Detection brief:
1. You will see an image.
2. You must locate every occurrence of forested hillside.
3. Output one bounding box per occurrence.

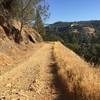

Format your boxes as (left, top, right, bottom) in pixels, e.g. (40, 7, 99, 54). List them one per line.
(43, 21, 100, 65)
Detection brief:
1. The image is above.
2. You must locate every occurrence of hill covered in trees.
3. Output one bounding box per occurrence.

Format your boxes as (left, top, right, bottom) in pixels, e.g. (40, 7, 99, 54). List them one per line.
(43, 21, 100, 65)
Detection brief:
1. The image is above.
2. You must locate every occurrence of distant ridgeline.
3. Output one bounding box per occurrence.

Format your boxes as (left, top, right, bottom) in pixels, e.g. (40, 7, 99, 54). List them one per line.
(43, 21, 100, 65)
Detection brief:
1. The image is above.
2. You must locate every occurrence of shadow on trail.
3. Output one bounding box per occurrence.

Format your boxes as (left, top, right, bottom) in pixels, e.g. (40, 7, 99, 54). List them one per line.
(49, 45, 74, 100)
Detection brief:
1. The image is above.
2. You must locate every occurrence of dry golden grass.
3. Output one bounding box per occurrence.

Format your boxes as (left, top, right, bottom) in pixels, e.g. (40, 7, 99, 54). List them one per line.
(54, 42, 100, 100)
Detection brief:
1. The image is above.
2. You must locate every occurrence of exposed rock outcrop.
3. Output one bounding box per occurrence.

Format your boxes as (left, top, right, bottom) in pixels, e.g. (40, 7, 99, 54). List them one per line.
(0, 16, 43, 44)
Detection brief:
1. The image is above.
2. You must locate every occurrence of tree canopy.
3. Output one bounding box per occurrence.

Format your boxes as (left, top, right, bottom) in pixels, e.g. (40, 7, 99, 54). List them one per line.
(0, 0, 49, 25)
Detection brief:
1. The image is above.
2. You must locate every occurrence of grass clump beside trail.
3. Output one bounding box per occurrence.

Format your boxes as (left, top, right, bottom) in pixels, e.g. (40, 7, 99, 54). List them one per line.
(53, 42, 100, 100)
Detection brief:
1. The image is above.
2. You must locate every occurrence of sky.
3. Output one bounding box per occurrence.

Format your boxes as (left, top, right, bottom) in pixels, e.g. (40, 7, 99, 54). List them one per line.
(46, 0, 100, 24)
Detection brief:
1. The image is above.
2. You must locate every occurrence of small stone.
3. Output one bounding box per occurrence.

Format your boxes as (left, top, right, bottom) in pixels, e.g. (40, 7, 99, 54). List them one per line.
(6, 83, 12, 88)
(28, 85, 34, 91)
(0, 96, 6, 100)
(12, 89, 18, 94)
(11, 98, 20, 100)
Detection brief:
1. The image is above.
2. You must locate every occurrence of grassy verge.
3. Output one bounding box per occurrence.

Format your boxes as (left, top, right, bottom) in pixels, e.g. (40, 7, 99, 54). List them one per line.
(53, 42, 100, 100)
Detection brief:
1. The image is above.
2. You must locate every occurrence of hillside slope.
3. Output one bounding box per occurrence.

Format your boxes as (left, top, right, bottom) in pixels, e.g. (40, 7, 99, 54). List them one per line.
(54, 42, 100, 100)
(0, 18, 43, 75)
(44, 21, 100, 64)
(0, 42, 99, 100)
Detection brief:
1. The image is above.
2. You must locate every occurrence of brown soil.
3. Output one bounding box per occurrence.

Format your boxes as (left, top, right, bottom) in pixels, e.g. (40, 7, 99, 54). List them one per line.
(0, 42, 99, 100)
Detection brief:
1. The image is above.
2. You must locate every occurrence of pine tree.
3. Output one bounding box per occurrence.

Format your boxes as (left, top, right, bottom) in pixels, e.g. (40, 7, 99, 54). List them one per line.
(34, 9, 45, 35)
(72, 34, 78, 44)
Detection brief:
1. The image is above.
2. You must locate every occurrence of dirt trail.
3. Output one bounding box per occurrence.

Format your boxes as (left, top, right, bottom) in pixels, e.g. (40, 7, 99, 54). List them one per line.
(0, 42, 66, 100)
